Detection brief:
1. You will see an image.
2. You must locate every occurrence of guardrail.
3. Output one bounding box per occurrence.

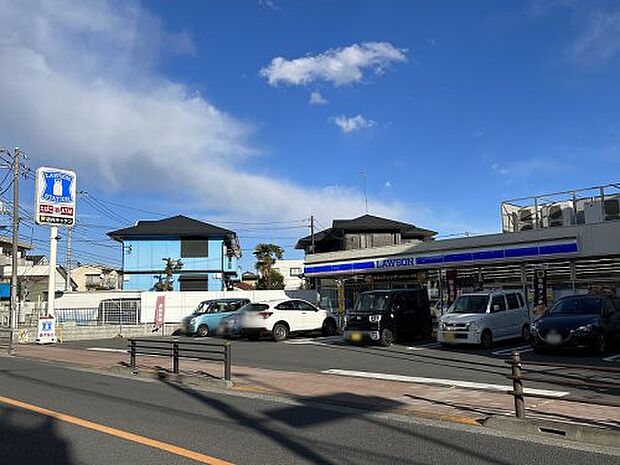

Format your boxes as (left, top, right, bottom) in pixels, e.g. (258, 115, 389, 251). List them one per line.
(506, 351, 620, 418)
(128, 338, 232, 381)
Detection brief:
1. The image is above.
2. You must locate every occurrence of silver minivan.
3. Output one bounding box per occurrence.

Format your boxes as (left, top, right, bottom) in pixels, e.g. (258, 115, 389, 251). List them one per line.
(438, 290, 530, 349)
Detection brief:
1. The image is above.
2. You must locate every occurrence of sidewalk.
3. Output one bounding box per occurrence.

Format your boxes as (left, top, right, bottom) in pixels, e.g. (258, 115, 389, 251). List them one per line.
(13, 344, 620, 430)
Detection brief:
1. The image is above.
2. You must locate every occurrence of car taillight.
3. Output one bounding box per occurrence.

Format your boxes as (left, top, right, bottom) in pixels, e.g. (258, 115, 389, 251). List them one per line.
(257, 311, 273, 319)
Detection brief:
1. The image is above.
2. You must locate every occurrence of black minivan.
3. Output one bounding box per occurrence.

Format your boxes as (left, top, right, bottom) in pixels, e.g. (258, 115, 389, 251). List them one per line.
(344, 288, 432, 347)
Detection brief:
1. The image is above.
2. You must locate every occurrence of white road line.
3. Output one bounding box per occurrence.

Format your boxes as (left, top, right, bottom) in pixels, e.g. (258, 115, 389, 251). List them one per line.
(491, 345, 533, 356)
(321, 369, 570, 398)
(603, 353, 620, 362)
(413, 342, 441, 349)
(284, 336, 342, 345)
(86, 347, 127, 353)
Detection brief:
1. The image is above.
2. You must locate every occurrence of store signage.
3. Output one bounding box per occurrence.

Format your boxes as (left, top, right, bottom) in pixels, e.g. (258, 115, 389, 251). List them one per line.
(34, 167, 77, 226)
(533, 268, 547, 307)
(36, 316, 57, 344)
(375, 256, 415, 269)
(153, 295, 165, 331)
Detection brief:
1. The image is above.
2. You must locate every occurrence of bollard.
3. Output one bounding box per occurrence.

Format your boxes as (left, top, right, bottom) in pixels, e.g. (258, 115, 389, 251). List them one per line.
(130, 339, 137, 373)
(172, 338, 179, 374)
(224, 343, 232, 381)
(511, 350, 525, 419)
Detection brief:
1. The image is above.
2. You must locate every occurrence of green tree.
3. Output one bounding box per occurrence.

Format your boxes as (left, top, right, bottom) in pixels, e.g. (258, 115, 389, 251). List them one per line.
(253, 243, 285, 290)
(152, 257, 183, 291)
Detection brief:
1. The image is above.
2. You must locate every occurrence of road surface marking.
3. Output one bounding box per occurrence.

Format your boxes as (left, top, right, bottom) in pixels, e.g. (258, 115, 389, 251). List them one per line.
(0, 395, 234, 465)
(491, 345, 533, 356)
(603, 353, 620, 362)
(284, 336, 342, 345)
(86, 347, 127, 353)
(408, 342, 441, 350)
(321, 369, 570, 398)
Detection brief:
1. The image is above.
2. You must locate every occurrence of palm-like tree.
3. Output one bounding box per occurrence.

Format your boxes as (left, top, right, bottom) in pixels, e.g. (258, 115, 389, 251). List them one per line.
(254, 243, 285, 290)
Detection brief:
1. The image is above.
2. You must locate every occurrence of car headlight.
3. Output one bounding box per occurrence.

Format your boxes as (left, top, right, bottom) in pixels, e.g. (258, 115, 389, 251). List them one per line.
(440, 322, 447, 330)
(189, 317, 196, 325)
(573, 324, 595, 335)
(369, 314, 382, 323)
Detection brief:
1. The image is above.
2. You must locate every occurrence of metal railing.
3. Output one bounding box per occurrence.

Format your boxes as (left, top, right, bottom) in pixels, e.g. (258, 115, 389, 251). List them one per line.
(0, 327, 12, 355)
(128, 338, 232, 381)
(506, 351, 620, 419)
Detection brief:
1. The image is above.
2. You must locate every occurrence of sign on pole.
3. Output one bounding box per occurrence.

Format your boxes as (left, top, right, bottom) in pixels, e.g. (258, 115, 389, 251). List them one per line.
(34, 167, 77, 226)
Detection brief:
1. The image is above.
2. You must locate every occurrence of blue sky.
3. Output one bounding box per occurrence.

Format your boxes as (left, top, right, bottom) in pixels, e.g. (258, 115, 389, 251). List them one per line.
(1, 0, 620, 273)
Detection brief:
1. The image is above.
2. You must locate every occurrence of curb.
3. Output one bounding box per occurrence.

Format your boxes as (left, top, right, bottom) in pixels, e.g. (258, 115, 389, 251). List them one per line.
(110, 365, 233, 389)
(482, 415, 620, 448)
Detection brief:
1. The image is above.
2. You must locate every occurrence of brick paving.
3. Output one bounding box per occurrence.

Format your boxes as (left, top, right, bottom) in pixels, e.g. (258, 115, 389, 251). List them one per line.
(13, 344, 620, 429)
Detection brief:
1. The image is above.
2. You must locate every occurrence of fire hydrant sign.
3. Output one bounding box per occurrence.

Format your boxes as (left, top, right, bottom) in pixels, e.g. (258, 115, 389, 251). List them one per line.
(34, 167, 77, 226)
(36, 316, 57, 344)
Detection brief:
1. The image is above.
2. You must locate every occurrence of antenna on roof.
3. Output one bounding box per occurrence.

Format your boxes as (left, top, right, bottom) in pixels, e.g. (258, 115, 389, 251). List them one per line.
(360, 171, 369, 214)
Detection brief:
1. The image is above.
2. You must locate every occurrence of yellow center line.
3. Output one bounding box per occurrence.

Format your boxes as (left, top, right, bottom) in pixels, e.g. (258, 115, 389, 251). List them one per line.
(0, 395, 235, 465)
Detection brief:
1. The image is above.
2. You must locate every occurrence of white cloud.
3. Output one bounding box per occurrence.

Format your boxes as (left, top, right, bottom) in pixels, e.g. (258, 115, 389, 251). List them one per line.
(309, 91, 328, 105)
(260, 42, 407, 86)
(491, 163, 508, 175)
(258, 0, 280, 11)
(384, 181, 392, 188)
(330, 114, 376, 133)
(0, 0, 403, 225)
(570, 8, 620, 65)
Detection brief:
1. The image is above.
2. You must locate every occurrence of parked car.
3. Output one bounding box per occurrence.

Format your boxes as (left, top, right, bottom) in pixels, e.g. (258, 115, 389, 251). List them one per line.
(216, 305, 251, 338)
(344, 288, 432, 347)
(531, 295, 620, 354)
(241, 299, 338, 342)
(438, 290, 530, 349)
(182, 298, 250, 337)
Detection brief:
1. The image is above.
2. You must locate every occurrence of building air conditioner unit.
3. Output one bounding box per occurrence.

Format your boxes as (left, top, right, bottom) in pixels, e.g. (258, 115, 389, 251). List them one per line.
(583, 198, 604, 224)
(516, 206, 540, 231)
(542, 201, 575, 228)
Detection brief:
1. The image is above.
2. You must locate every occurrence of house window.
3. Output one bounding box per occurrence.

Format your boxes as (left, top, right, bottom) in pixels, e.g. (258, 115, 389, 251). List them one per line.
(290, 268, 302, 277)
(181, 239, 209, 258)
(179, 275, 208, 291)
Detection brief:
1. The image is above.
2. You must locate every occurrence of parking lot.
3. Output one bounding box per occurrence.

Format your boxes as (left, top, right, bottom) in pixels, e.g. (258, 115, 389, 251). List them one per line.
(65, 332, 620, 407)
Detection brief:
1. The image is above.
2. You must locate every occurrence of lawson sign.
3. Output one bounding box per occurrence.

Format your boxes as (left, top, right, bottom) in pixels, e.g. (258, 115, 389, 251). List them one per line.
(35, 167, 77, 226)
(304, 241, 579, 276)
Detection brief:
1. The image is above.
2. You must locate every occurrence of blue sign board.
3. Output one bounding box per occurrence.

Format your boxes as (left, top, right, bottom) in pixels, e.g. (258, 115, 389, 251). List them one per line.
(35, 167, 77, 226)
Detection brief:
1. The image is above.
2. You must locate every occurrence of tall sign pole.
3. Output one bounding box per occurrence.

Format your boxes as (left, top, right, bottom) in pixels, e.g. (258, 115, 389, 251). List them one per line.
(34, 167, 76, 328)
(9, 148, 20, 353)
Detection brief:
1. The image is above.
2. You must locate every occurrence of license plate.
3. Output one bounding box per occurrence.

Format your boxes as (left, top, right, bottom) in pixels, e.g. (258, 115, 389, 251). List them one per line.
(546, 333, 563, 345)
(350, 332, 362, 342)
(444, 332, 455, 342)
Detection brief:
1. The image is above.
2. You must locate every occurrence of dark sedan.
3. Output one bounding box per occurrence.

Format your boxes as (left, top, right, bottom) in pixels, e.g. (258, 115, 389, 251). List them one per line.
(530, 295, 620, 354)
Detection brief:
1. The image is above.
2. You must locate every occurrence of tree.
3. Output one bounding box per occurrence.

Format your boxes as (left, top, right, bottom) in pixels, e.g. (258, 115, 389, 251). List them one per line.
(152, 257, 183, 291)
(253, 243, 285, 290)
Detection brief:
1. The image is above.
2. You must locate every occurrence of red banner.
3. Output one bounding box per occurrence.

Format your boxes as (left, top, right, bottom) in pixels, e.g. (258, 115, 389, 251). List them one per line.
(153, 295, 165, 331)
(446, 270, 458, 305)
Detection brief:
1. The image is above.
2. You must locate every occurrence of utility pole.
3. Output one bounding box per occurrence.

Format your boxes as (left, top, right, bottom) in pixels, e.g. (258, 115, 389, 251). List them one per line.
(65, 227, 72, 292)
(9, 148, 20, 353)
(310, 215, 315, 254)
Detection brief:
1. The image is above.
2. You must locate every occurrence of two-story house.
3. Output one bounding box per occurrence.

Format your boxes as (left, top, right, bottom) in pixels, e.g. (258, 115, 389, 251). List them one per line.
(108, 215, 241, 292)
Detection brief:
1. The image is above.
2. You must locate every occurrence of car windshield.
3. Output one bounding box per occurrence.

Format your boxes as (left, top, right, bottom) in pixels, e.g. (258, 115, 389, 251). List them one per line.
(449, 295, 489, 314)
(548, 296, 602, 315)
(194, 301, 215, 314)
(354, 293, 391, 313)
(244, 303, 270, 312)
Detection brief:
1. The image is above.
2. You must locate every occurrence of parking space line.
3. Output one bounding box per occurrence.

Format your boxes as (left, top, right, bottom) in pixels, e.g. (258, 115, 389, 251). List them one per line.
(321, 369, 570, 397)
(0, 395, 235, 465)
(602, 353, 620, 362)
(86, 347, 127, 353)
(491, 345, 533, 356)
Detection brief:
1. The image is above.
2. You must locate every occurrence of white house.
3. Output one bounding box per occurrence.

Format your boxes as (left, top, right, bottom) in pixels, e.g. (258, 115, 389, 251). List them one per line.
(272, 259, 305, 290)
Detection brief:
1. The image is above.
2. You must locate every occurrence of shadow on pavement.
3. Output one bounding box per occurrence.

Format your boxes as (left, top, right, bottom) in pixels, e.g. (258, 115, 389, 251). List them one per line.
(0, 406, 75, 465)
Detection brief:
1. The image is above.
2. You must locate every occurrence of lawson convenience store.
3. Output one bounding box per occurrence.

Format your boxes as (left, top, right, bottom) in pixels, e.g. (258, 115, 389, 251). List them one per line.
(304, 221, 620, 312)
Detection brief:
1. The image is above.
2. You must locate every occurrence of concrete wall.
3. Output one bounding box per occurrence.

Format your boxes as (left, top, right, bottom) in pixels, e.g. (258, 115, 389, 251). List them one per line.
(14, 323, 179, 344)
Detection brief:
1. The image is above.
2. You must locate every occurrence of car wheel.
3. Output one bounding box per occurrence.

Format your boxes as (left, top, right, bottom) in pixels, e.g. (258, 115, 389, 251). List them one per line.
(322, 318, 338, 336)
(247, 333, 261, 341)
(379, 328, 394, 347)
(272, 323, 289, 342)
(596, 334, 607, 355)
(480, 330, 493, 350)
(521, 324, 530, 342)
(197, 324, 209, 337)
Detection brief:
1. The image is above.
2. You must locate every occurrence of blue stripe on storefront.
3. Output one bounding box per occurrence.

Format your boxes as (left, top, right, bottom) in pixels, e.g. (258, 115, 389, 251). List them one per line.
(303, 242, 578, 275)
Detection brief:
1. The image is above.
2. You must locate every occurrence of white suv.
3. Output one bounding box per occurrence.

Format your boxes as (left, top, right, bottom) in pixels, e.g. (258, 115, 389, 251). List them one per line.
(438, 290, 530, 349)
(241, 299, 338, 342)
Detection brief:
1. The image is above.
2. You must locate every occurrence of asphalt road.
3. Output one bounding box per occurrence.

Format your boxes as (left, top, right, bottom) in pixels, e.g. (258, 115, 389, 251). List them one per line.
(64, 333, 620, 405)
(0, 356, 617, 465)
